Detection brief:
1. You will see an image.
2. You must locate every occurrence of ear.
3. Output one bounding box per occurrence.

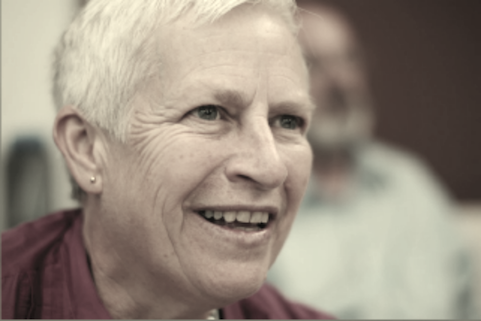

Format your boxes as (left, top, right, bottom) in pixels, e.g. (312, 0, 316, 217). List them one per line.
(53, 106, 103, 195)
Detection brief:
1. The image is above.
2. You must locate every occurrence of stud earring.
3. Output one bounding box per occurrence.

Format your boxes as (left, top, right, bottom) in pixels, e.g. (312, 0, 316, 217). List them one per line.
(90, 176, 96, 183)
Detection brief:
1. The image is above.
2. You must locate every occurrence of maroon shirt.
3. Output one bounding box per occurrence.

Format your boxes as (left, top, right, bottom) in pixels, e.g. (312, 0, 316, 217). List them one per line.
(2, 209, 333, 319)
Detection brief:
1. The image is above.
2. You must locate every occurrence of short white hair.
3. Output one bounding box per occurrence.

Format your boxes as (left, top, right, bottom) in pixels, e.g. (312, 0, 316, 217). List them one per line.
(52, 0, 299, 142)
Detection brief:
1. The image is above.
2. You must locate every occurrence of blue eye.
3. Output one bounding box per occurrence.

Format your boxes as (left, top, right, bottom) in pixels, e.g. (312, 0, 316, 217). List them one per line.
(195, 105, 219, 120)
(279, 115, 301, 130)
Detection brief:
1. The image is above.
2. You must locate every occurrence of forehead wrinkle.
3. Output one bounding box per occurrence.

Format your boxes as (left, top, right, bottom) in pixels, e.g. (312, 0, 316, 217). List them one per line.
(268, 72, 305, 88)
(162, 59, 254, 95)
(178, 20, 293, 54)
(176, 50, 272, 79)
(158, 77, 251, 113)
(266, 73, 314, 113)
(171, 25, 296, 65)
(184, 48, 266, 62)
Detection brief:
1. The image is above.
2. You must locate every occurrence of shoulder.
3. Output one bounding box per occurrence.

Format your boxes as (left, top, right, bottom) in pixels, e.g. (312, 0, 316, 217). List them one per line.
(362, 141, 452, 198)
(2, 209, 82, 276)
(361, 141, 429, 173)
(223, 283, 335, 319)
(364, 141, 438, 179)
(2, 209, 83, 319)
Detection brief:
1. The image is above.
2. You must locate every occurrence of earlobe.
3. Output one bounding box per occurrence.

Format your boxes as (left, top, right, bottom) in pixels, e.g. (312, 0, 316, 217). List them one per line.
(53, 106, 103, 195)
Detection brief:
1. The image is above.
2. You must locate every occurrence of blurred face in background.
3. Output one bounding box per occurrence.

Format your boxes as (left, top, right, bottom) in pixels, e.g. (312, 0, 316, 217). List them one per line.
(299, 5, 374, 155)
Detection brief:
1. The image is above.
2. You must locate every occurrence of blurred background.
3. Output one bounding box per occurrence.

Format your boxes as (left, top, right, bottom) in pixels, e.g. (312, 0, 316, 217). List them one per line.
(324, 0, 481, 202)
(1, 0, 481, 317)
(1, 0, 82, 232)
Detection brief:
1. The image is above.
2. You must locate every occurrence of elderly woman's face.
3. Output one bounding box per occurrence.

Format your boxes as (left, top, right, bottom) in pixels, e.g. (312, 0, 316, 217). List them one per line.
(98, 6, 312, 305)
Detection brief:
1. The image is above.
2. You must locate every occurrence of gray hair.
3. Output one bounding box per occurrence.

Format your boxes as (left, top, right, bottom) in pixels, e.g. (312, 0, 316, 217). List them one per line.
(52, 0, 299, 142)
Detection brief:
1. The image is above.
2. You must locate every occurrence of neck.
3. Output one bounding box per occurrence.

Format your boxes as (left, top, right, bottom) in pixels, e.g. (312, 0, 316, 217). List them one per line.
(92, 269, 214, 319)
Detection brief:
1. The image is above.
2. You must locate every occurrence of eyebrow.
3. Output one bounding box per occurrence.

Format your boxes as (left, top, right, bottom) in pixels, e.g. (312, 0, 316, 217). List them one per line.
(274, 99, 316, 115)
(213, 89, 252, 109)
(213, 88, 315, 113)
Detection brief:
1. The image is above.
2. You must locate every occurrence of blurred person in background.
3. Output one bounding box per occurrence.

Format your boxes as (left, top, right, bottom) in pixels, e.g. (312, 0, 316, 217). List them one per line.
(268, 0, 478, 319)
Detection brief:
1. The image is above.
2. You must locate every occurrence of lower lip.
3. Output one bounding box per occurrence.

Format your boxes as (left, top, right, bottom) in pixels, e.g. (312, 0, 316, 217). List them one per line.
(188, 211, 273, 248)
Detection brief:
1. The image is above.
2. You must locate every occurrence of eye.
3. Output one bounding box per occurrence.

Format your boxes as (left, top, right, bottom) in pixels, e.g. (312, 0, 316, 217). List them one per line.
(193, 105, 220, 121)
(278, 115, 303, 130)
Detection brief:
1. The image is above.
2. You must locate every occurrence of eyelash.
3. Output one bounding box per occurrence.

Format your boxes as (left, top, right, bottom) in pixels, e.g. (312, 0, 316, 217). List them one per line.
(191, 105, 223, 121)
(273, 115, 304, 131)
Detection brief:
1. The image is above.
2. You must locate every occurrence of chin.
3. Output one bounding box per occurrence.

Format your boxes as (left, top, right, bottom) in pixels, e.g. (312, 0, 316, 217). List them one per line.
(198, 263, 268, 306)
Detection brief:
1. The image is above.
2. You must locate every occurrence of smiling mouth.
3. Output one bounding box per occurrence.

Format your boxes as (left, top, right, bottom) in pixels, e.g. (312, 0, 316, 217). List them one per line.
(197, 210, 270, 231)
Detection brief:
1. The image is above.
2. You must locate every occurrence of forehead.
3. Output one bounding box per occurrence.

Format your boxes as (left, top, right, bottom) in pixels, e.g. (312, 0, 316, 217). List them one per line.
(153, 5, 309, 93)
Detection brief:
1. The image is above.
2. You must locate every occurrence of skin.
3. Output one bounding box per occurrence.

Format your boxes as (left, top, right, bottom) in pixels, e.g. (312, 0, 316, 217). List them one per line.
(55, 4, 313, 319)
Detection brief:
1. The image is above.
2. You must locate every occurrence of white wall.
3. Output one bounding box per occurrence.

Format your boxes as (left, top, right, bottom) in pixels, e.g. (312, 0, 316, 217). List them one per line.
(1, 0, 82, 231)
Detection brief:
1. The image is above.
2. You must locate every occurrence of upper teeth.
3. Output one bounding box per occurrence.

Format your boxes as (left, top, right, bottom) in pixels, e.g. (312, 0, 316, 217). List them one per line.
(202, 210, 270, 224)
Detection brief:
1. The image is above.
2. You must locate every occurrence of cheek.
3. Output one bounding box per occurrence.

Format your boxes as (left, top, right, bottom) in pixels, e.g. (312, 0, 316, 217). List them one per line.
(101, 135, 230, 255)
(133, 134, 229, 212)
(284, 142, 313, 203)
(283, 143, 312, 219)
(271, 143, 312, 256)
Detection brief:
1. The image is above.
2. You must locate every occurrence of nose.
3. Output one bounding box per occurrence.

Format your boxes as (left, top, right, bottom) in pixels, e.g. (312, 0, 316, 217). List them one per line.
(225, 120, 288, 190)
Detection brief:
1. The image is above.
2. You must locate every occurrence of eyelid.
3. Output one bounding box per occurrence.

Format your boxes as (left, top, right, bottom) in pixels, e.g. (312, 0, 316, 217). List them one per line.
(270, 114, 305, 131)
(190, 104, 223, 119)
